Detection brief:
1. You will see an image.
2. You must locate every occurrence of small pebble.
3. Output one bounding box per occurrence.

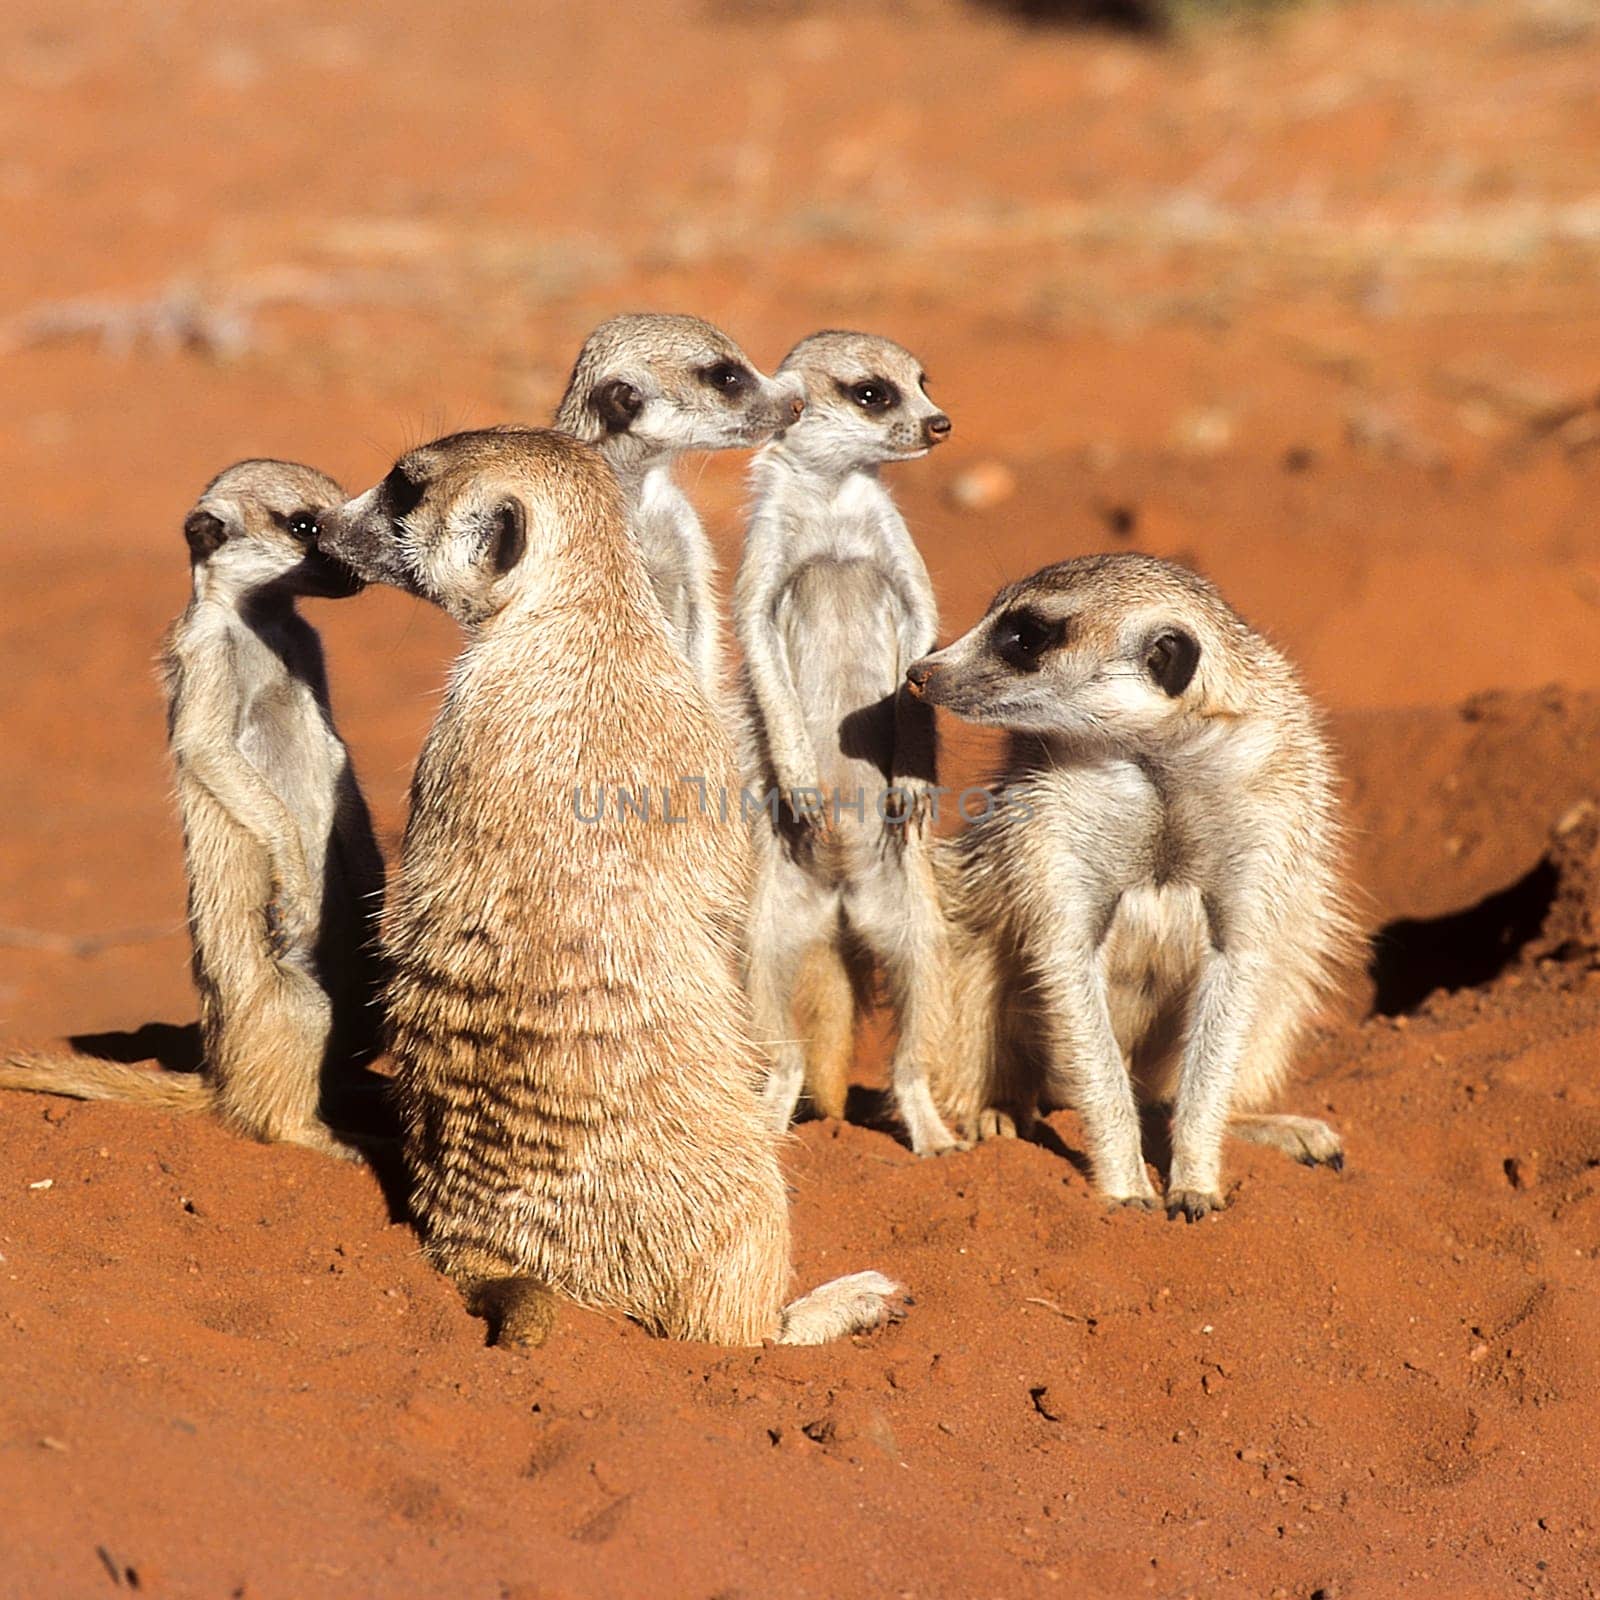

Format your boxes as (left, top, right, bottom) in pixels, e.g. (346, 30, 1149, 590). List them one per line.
(946, 460, 1016, 512)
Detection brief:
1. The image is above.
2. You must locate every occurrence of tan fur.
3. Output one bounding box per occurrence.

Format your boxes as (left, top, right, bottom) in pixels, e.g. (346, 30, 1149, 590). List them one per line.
(319, 427, 903, 1344)
(910, 554, 1361, 1217)
(1, 461, 384, 1158)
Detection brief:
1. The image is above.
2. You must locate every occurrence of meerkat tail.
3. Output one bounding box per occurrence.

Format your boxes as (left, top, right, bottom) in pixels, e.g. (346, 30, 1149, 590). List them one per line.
(794, 943, 855, 1121)
(776, 1270, 904, 1346)
(1228, 1111, 1344, 1169)
(0, 1052, 214, 1113)
(460, 1275, 559, 1352)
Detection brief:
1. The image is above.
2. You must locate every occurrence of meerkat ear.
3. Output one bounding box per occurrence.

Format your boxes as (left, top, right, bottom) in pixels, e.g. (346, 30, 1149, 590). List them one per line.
(183, 509, 228, 561)
(593, 379, 644, 434)
(1146, 628, 1200, 697)
(488, 498, 526, 575)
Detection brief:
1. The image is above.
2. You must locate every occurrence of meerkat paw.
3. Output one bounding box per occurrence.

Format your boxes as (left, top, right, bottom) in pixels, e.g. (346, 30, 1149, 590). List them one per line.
(1165, 1188, 1226, 1223)
(897, 1082, 969, 1157)
(279, 1122, 366, 1163)
(778, 1271, 908, 1345)
(1101, 1167, 1161, 1211)
(1228, 1112, 1344, 1170)
(973, 1108, 1019, 1141)
(911, 1125, 971, 1158)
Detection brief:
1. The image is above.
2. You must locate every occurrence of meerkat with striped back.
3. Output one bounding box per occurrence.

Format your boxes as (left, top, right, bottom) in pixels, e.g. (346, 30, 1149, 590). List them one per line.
(318, 426, 903, 1346)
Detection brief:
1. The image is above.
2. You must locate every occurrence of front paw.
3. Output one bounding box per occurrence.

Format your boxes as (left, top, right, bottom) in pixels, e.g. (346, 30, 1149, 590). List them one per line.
(1166, 1188, 1226, 1223)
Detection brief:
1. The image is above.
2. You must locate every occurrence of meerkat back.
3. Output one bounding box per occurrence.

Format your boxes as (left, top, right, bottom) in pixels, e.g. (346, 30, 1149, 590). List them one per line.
(321, 427, 903, 1346)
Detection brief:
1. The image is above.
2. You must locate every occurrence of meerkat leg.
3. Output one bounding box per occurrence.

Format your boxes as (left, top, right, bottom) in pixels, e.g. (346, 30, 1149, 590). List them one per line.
(213, 960, 358, 1160)
(792, 941, 856, 1121)
(1038, 940, 1157, 1207)
(747, 849, 835, 1133)
(849, 843, 965, 1157)
(1166, 951, 1270, 1220)
(1228, 1112, 1344, 1169)
(777, 1271, 906, 1345)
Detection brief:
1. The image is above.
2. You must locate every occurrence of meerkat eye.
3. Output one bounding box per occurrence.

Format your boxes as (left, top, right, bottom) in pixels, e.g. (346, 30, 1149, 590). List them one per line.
(287, 511, 320, 542)
(847, 378, 899, 412)
(700, 361, 752, 396)
(1146, 628, 1201, 697)
(993, 607, 1067, 672)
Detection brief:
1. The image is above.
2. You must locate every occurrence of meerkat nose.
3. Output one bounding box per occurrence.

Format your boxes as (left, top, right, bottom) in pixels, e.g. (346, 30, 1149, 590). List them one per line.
(905, 661, 934, 697)
(787, 394, 806, 422)
(924, 414, 952, 444)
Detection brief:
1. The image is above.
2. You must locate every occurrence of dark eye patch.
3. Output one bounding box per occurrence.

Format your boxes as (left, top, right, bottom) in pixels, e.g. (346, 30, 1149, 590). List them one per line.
(699, 361, 753, 397)
(382, 465, 425, 520)
(992, 607, 1067, 672)
(839, 376, 901, 413)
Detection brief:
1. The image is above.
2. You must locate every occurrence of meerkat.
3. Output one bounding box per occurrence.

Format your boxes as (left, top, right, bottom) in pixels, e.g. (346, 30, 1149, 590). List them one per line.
(317, 426, 902, 1346)
(734, 329, 963, 1157)
(0, 461, 385, 1158)
(553, 312, 805, 705)
(906, 553, 1358, 1219)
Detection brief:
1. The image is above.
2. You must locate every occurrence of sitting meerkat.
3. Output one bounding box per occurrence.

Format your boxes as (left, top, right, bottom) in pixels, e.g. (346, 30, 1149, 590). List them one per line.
(906, 553, 1359, 1220)
(734, 330, 963, 1157)
(1, 461, 385, 1158)
(553, 312, 805, 705)
(317, 426, 902, 1346)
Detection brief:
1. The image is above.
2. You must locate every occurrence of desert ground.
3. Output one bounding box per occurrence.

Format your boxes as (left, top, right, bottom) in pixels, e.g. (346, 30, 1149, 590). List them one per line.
(2, 0, 1599, 1594)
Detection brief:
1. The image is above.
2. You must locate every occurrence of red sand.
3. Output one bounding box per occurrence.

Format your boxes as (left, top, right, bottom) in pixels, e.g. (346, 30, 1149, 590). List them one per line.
(2, 1, 1598, 1594)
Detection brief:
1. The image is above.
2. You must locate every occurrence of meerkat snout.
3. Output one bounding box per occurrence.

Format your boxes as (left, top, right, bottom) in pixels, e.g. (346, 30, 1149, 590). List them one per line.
(923, 413, 952, 446)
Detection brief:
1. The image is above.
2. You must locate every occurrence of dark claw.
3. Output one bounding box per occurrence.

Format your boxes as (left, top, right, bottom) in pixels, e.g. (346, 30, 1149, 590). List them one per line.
(1166, 1191, 1220, 1223)
(1328, 1151, 1345, 1173)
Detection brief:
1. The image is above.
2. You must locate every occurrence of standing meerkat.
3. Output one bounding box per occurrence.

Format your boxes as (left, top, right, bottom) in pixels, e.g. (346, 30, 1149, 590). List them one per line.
(907, 554, 1358, 1219)
(318, 427, 902, 1346)
(1, 461, 385, 1158)
(735, 330, 963, 1157)
(553, 312, 805, 705)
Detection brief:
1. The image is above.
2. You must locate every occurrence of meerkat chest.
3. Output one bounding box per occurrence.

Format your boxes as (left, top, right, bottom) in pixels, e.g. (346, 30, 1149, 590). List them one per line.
(1021, 758, 1211, 994)
(808, 476, 897, 560)
(1020, 757, 1205, 932)
(236, 664, 343, 865)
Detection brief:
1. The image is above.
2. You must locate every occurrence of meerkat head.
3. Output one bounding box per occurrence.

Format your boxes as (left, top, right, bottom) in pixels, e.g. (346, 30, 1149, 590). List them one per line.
(184, 460, 360, 604)
(906, 554, 1259, 745)
(553, 312, 805, 464)
(318, 427, 625, 627)
(773, 330, 950, 474)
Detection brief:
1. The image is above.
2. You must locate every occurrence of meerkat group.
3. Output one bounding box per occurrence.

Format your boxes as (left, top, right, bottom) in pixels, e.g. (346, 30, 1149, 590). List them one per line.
(0, 311, 1359, 1346)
